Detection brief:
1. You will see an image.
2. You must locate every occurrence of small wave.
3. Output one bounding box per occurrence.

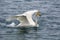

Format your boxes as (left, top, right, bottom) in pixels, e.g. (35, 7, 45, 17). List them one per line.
(0, 22, 17, 28)
(6, 22, 17, 27)
(0, 23, 6, 26)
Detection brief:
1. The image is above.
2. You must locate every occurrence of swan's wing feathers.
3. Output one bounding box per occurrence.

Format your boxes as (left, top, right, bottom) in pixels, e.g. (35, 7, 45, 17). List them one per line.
(18, 16, 29, 23)
(11, 15, 29, 24)
(11, 16, 21, 18)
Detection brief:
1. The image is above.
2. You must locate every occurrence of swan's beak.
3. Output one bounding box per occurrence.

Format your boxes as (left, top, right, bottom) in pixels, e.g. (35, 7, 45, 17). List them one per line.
(36, 11, 41, 16)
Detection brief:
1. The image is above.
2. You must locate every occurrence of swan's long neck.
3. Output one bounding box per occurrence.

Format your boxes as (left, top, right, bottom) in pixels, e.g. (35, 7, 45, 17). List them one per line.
(27, 15, 36, 26)
(23, 10, 39, 26)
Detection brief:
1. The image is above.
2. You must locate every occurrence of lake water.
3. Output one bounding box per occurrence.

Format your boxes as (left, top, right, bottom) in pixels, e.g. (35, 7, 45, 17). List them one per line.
(0, 0, 60, 40)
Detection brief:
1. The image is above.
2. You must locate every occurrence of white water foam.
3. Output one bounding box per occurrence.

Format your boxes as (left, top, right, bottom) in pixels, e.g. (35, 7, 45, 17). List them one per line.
(6, 22, 16, 27)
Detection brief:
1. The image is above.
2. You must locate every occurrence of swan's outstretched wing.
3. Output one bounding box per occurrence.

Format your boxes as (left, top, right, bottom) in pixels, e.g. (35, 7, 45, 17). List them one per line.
(11, 15, 29, 24)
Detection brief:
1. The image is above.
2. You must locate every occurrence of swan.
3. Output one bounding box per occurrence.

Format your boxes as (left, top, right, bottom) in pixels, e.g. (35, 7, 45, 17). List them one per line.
(6, 10, 41, 27)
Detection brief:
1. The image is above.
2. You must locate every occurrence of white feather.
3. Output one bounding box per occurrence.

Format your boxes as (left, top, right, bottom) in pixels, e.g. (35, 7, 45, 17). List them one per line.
(7, 10, 40, 27)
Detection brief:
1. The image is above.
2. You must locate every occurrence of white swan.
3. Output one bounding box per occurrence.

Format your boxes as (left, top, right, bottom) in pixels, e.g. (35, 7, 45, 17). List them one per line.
(7, 10, 41, 27)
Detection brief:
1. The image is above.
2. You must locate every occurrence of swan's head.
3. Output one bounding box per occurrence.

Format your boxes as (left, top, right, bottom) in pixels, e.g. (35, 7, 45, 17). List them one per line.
(33, 10, 41, 17)
(35, 11, 41, 16)
(33, 10, 41, 27)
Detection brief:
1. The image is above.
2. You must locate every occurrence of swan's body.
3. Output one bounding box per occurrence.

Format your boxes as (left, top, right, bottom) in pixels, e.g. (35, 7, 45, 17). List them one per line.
(7, 10, 41, 27)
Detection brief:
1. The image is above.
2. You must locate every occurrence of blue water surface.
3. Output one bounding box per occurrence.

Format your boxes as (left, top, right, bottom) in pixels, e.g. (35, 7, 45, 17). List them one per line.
(0, 0, 60, 40)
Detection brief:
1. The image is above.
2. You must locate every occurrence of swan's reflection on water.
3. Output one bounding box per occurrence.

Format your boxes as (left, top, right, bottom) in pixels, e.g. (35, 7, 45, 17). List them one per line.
(16, 27, 39, 40)
(0, 27, 40, 40)
(18, 27, 38, 33)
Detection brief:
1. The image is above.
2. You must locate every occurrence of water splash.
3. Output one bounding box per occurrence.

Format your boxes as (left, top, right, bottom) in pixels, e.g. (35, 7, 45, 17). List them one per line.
(6, 22, 16, 27)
